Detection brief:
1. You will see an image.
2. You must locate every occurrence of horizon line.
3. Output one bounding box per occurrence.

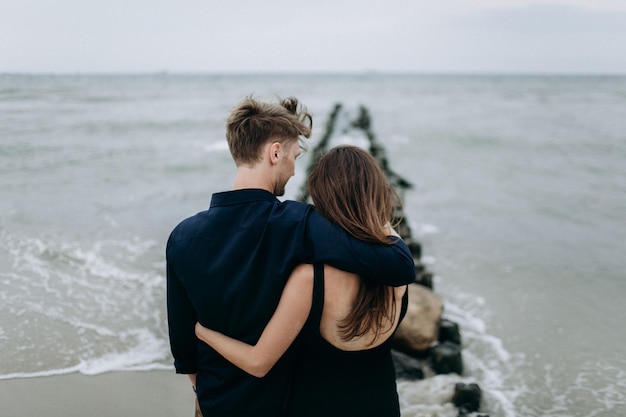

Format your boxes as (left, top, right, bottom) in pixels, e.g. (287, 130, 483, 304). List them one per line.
(2, 69, 626, 77)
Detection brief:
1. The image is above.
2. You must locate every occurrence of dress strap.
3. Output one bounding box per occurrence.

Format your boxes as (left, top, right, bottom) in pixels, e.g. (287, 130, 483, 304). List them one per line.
(392, 285, 410, 334)
(310, 263, 325, 327)
(399, 286, 409, 322)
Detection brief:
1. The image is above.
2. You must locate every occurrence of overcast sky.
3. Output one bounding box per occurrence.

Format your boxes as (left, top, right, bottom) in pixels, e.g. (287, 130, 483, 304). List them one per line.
(2, 0, 626, 74)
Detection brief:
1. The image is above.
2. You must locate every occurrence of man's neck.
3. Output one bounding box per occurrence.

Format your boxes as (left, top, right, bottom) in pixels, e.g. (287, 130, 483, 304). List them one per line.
(232, 166, 273, 193)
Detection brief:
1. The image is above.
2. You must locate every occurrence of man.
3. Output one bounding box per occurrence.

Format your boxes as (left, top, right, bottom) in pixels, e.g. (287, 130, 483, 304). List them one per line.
(167, 97, 415, 416)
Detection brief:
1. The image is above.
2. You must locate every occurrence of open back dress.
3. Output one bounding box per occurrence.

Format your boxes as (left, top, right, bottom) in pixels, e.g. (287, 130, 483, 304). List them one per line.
(286, 263, 409, 417)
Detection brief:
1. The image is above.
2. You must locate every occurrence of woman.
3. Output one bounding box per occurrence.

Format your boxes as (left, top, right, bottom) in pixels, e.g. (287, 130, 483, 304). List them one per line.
(195, 145, 409, 417)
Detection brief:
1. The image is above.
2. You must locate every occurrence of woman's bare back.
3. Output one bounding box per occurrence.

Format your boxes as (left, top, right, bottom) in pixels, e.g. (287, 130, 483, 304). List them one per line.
(319, 264, 407, 351)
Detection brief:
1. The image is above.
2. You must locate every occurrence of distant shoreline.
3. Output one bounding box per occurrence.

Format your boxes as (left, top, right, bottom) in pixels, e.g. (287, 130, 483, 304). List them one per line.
(2, 71, 625, 78)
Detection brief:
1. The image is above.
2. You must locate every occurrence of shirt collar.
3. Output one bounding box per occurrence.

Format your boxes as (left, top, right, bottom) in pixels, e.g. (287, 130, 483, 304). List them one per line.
(210, 188, 278, 208)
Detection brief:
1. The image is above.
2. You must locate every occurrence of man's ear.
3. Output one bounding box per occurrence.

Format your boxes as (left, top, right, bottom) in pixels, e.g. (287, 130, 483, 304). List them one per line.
(268, 141, 281, 165)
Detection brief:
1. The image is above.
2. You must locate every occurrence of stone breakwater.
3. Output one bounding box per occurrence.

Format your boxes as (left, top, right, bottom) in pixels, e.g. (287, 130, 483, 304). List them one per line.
(297, 104, 488, 417)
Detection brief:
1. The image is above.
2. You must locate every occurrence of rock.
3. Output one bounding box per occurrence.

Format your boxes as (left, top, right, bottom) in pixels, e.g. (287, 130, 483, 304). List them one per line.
(439, 318, 462, 345)
(452, 382, 482, 413)
(415, 270, 433, 289)
(431, 341, 464, 375)
(391, 350, 426, 380)
(407, 240, 422, 259)
(393, 284, 443, 355)
(395, 217, 413, 241)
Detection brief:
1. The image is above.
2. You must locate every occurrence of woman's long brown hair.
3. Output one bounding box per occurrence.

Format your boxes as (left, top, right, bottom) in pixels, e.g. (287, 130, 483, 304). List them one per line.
(308, 145, 401, 344)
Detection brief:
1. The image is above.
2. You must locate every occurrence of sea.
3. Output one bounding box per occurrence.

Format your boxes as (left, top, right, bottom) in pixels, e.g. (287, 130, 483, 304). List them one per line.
(1, 73, 625, 417)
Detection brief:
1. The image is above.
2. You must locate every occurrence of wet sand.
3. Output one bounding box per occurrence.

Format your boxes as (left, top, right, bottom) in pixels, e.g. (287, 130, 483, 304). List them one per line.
(0, 371, 196, 417)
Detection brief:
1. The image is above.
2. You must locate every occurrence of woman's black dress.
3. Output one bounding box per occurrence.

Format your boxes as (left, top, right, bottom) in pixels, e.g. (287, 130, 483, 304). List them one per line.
(286, 263, 409, 417)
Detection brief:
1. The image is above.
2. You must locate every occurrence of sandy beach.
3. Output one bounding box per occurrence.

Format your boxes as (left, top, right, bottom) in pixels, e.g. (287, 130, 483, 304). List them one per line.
(0, 371, 196, 417)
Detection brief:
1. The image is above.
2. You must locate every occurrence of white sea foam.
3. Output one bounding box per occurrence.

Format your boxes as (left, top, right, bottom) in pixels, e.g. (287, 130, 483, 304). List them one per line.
(328, 133, 370, 150)
(516, 358, 626, 416)
(0, 228, 170, 380)
(0, 365, 83, 381)
(104, 214, 120, 229)
(420, 255, 437, 265)
(203, 141, 229, 152)
(414, 223, 440, 236)
(398, 374, 462, 417)
(77, 328, 171, 376)
(435, 283, 523, 417)
(0, 322, 173, 380)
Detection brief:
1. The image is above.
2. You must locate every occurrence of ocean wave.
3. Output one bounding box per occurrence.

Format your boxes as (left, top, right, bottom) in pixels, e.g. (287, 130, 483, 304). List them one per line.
(514, 358, 626, 416)
(436, 284, 523, 417)
(0, 229, 170, 379)
(398, 374, 464, 417)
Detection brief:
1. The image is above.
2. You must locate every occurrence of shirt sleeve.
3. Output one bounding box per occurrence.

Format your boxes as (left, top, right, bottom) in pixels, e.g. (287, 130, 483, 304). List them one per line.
(166, 236, 199, 375)
(303, 209, 416, 286)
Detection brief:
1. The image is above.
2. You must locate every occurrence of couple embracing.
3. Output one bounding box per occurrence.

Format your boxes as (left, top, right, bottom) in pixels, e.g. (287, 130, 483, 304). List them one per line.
(166, 97, 415, 417)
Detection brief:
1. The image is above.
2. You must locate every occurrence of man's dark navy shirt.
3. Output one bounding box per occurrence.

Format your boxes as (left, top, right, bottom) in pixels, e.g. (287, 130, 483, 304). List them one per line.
(166, 189, 415, 417)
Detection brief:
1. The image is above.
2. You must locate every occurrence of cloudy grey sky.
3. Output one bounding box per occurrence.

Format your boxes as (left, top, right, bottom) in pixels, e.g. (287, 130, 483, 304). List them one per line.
(2, 0, 626, 74)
